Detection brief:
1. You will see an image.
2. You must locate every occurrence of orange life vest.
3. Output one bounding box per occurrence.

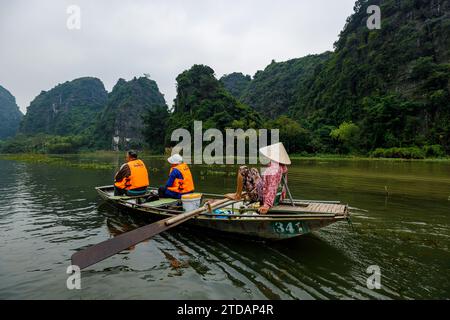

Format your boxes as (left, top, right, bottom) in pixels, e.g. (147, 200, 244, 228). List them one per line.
(167, 163, 194, 194)
(114, 159, 149, 190)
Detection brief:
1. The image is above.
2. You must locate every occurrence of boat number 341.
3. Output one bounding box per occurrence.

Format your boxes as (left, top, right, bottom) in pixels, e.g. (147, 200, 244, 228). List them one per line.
(272, 221, 306, 235)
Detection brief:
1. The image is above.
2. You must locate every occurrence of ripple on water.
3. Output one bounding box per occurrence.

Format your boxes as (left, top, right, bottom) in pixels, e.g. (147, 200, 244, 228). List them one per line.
(1, 158, 449, 299)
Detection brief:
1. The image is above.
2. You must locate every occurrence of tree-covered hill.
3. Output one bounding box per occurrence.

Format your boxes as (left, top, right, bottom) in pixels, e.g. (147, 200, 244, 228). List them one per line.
(0, 85, 23, 139)
(220, 72, 252, 99)
(291, 0, 450, 153)
(19, 77, 107, 136)
(94, 76, 168, 150)
(235, 54, 332, 119)
(166, 65, 262, 142)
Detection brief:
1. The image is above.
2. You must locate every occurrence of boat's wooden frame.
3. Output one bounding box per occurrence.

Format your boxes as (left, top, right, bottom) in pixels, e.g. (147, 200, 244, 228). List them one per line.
(96, 185, 350, 240)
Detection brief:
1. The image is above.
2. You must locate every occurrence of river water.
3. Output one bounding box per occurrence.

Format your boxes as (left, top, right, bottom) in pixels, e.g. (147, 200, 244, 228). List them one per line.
(0, 155, 449, 299)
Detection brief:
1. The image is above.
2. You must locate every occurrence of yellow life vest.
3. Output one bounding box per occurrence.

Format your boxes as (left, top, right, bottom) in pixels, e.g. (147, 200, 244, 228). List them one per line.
(115, 159, 149, 190)
(167, 163, 194, 194)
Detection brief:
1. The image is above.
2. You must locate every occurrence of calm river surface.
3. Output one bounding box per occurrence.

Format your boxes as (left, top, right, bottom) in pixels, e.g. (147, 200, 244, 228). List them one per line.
(0, 155, 449, 299)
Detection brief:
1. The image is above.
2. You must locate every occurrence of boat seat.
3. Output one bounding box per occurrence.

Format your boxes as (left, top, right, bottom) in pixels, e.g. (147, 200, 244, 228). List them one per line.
(109, 192, 153, 201)
(141, 198, 179, 208)
(126, 189, 148, 196)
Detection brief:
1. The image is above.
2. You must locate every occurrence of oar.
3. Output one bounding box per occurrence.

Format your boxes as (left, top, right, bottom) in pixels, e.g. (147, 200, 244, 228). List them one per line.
(71, 197, 233, 270)
(281, 175, 295, 206)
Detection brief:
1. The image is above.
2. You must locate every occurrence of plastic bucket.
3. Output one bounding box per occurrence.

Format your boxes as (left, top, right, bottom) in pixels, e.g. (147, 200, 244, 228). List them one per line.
(181, 193, 202, 212)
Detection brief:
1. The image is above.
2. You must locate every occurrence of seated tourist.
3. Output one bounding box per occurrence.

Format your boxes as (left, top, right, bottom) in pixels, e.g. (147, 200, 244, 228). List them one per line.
(158, 154, 195, 199)
(114, 150, 149, 196)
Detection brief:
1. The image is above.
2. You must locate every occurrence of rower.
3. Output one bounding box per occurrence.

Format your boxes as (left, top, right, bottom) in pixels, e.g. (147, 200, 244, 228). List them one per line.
(159, 154, 195, 199)
(225, 142, 291, 214)
(114, 150, 150, 196)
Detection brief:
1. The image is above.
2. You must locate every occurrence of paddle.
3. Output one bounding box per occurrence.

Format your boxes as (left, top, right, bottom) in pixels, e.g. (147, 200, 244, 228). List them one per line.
(71, 197, 233, 270)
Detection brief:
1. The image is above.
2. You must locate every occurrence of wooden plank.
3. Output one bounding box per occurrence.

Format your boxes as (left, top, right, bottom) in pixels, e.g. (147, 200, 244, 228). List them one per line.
(317, 203, 326, 213)
(332, 204, 340, 214)
(261, 203, 348, 216)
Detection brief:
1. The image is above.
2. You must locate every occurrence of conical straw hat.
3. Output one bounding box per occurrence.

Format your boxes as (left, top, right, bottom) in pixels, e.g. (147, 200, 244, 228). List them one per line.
(259, 142, 291, 165)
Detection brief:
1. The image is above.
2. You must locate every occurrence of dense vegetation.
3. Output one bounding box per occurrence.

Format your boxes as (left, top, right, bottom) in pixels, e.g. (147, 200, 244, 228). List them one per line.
(0, 134, 88, 154)
(1, 0, 449, 159)
(142, 105, 170, 153)
(218, 0, 450, 156)
(289, 0, 450, 154)
(0, 85, 23, 139)
(166, 65, 262, 143)
(219, 72, 252, 99)
(238, 54, 332, 119)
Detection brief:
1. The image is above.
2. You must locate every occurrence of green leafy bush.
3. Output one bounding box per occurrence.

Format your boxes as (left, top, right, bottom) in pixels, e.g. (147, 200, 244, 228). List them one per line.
(422, 145, 446, 158)
(371, 147, 426, 159)
(330, 121, 361, 153)
(0, 134, 88, 154)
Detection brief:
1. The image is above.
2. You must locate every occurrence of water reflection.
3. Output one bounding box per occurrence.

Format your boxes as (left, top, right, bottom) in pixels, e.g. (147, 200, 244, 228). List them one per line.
(99, 203, 387, 299)
(0, 157, 449, 299)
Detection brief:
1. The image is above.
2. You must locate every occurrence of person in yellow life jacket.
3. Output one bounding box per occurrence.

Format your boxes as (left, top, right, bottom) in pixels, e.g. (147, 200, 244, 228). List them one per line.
(158, 154, 195, 199)
(114, 150, 149, 196)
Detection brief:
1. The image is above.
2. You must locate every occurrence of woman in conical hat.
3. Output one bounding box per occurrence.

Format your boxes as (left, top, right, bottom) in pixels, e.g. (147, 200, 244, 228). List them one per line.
(225, 142, 291, 214)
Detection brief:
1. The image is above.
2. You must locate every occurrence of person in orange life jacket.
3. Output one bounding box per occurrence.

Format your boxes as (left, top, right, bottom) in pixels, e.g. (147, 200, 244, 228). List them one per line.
(158, 154, 195, 199)
(114, 150, 150, 196)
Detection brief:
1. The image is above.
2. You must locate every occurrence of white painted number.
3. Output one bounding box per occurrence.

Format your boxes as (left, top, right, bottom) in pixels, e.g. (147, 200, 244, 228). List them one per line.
(285, 222, 295, 234)
(274, 222, 284, 233)
(273, 222, 303, 234)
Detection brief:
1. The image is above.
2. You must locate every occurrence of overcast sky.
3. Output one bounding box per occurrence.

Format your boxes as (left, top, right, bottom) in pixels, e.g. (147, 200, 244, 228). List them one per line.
(0, 0, 356, 113)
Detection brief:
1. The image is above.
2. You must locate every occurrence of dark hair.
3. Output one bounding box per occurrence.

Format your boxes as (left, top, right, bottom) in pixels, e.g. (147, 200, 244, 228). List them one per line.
(127, 150, 138, 159)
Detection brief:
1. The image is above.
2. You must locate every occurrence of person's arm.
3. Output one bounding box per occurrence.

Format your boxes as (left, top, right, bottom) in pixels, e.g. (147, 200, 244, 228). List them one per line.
(115, 163, 130, 182)
(165, 168, 182, 188)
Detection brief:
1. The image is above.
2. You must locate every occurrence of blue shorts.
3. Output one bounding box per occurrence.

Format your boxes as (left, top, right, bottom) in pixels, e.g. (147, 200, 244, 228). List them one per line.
(163, 188, 193, 199)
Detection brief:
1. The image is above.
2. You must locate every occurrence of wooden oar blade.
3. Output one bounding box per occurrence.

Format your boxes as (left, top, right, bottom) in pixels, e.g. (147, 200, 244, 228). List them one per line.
(71, 197, 233, 270)
(71, 219, 167, 270)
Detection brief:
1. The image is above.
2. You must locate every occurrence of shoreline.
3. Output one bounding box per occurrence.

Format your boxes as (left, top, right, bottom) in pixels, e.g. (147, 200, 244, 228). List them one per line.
(1, 151, 449, 164)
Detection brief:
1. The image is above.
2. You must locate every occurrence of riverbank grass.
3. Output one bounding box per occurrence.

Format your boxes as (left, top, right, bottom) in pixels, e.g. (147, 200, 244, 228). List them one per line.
(0, 153, 116, 170)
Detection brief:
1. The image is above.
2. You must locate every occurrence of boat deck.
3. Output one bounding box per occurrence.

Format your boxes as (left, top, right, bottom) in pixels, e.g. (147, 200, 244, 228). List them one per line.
(274, 203, 347, 215)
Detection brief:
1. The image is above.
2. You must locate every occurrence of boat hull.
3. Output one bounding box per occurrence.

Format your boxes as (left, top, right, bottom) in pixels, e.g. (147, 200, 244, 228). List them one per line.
(96, 186, 349, 240)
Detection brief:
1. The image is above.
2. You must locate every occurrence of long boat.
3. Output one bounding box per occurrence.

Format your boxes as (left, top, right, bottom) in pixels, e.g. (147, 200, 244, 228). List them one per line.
(96, 185, 351, 240)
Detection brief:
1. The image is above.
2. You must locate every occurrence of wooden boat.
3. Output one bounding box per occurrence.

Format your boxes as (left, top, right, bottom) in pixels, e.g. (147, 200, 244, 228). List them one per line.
(96, 185, 351, 240)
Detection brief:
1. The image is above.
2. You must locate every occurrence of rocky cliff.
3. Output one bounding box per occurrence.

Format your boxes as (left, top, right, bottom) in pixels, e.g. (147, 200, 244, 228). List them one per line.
(0, 85, 23, 139)
(94, 77, 167, 150)
(20, 77, 108, 136)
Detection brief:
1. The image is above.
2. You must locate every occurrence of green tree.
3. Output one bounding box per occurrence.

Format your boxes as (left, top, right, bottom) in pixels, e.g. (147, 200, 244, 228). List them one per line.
(330, 121, 361, 153)
(167, 65, 262, 145)
(143, 105, 170, 153)
(266, 116, 310, 153)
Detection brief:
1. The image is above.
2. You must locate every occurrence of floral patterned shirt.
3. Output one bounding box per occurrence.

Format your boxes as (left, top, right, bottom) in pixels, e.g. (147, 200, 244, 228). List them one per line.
(239, 161, 288, 208)
(261, 161, 288, 207)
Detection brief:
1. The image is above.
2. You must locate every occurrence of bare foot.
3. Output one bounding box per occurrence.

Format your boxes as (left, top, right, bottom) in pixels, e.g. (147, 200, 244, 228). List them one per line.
(258, 206, 270, 214)
(225, 193, 241, 200)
